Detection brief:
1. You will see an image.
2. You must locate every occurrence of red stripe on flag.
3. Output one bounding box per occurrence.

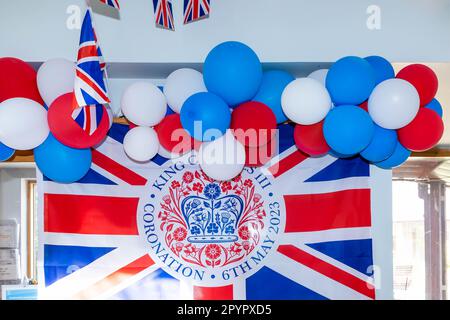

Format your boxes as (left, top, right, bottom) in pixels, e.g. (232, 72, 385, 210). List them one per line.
(76, 69, 110, 102)
(74, 254, 154, 299)
(44, 193, 139, 235)
(91, 149, 147, 186)
(85, 107, 91, 134)
(193, 285, 234, 300)
(77, 45, 99, 60)
(278, 245, 375, 299)
(284, 189, 371, 232)
(268, 150, 308, 178)
(162, 0, 168, 27)
(193, 0, 199, 20)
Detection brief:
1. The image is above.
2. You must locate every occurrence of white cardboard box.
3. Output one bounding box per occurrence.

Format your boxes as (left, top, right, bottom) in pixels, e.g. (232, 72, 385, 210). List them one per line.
(0, 249, 21, 281)
(0, 220, 19, 249)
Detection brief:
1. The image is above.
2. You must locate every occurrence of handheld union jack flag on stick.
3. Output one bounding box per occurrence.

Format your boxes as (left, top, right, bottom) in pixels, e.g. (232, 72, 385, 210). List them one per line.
(71, 104, 105, 136)
(153, 0, 175, 31)
(183, 0, 210, 24)
(98, 0, 120, 10)
(73, 10, 110, 110)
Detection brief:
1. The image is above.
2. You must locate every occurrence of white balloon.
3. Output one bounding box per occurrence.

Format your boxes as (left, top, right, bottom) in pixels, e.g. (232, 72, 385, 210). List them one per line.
(198, 131, 246, 181)
(281, 78, 332, 125)
(123, 126, 159, 162)
(0, 98, 49, 150)
(164, 68, 207, 113)
(308, 69, 329, 86)
(37, 58, 75, 106)
(368, 79, 420, 129)
(121, 82, 167, 127)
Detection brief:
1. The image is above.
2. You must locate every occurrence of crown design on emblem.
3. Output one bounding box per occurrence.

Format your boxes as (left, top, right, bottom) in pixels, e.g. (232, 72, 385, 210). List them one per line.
(181, 183, 244, 243)
(158, 170, 267, 269)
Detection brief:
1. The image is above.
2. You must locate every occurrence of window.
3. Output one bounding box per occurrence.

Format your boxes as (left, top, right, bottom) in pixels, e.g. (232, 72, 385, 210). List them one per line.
(393, 179, 448, 300)
(24, 179, 38, 284)
(392, 181, 426, 299)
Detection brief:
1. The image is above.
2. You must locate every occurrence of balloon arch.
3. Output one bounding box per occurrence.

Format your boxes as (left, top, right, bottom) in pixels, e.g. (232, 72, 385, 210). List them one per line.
(0, 41, 444, 182)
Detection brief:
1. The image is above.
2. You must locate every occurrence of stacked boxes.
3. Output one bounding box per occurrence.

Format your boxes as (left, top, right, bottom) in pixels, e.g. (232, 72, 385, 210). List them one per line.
(0, 220, 21, 298)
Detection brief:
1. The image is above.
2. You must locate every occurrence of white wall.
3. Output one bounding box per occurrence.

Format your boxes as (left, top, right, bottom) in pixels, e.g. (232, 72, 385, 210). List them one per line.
(1, 0, 449, 63)
(370, 166, 394, 299)
(0, 168, 36, 221)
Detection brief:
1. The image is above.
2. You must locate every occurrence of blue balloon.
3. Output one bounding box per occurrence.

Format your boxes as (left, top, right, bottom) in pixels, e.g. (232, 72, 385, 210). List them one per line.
(425, 98, 443, 118)
(253, 70, 294, 123)
(364, 56, 395, 85)
(0, 142, 14, 162)
(203, 41, 262, 106)
(375, 141, 411, 169)
(34, 133, 92, 183)
(180, 92, 231, 142)
(328, 149, 356, 159)
(360, 125, 397, 162)
(326, 56, 376, 105)
(323, 105, 375, 155)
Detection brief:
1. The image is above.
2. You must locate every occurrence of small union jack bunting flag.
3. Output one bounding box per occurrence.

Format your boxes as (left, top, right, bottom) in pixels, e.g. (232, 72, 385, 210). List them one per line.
(153, 0, 175, 31)
(98, 0, 120, 10)
(73, 10, 110, 110)
(183, 0, 210, 24)
(71, 104, 105, 136)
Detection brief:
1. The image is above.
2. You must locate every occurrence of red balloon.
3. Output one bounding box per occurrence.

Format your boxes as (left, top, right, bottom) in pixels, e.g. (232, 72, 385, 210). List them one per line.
(48, 93, 110, 149)
(396, 64, 438, 107)
(231, 101, 277, 148)
(294, 121, 330, 156)
(0, 57, 43, 104)
(245, 136, 277, 167)
(359, 101, 368, 112)
(154, 114, 199, 155)
(398, 108, 443, 152)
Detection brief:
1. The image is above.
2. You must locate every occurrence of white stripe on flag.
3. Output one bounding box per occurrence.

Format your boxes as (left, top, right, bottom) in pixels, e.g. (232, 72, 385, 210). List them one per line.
(279, 227, 372, 245)
(43, 233, 143, 249)
(41, 179, 145, 198)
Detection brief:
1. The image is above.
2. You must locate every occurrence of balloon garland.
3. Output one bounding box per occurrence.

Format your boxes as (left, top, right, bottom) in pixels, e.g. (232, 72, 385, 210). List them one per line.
(0, 42, 445, 183)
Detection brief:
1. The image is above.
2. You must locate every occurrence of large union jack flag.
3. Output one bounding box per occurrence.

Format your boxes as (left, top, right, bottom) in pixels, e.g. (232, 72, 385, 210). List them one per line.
(73, 10, 110, 110)
(37, 124, 379, 300)
(153, 0, 175, 31)
(183, 0, 210, 24)
(98, 0, 120, 10)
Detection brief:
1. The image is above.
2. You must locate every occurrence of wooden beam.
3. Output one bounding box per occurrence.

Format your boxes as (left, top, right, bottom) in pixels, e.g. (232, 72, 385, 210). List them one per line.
(6, 150, 35, 163)
(411, 148, 450, 158)
(113, 117, 129, 125)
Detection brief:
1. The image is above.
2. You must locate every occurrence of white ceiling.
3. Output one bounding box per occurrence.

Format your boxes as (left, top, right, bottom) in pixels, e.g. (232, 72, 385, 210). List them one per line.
(393, 63, 450, 147)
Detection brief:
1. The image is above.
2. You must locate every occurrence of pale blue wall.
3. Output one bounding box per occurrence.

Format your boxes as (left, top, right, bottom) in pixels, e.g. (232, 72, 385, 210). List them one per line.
(0, 0, 414, 299)
(1, 0, 449, 63)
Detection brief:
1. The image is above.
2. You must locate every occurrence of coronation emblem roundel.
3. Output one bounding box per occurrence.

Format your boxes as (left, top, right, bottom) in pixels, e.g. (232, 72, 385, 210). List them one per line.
(137, 155, 286, 287)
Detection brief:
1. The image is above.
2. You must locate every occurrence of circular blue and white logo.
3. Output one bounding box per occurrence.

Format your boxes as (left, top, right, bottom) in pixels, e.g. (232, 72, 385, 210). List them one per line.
(137, 157, 285, 287)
